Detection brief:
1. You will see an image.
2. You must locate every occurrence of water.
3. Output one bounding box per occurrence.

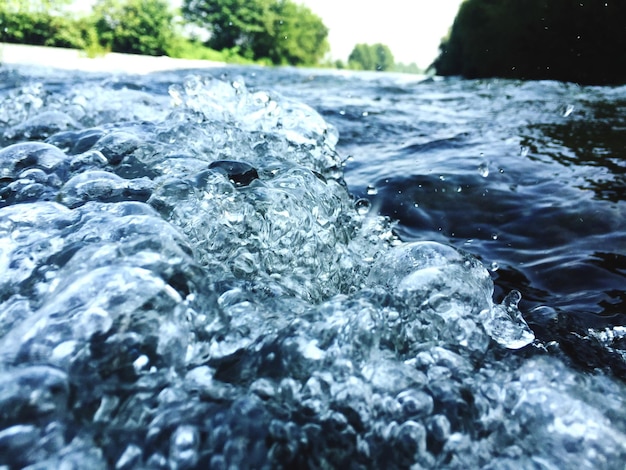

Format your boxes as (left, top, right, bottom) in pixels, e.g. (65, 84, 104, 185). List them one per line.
(0, 64, 624, 469)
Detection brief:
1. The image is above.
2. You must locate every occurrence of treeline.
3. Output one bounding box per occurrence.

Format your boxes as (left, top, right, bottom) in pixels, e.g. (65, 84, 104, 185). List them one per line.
(181, 0, 329, 65)
(433, 0, 626, 85)
(333, 43, 420, 74)
(0, 0, 231, 61)
(0, 0, 102, 54)
(0, 0, 422, 72)
(0, 0, 328, 65)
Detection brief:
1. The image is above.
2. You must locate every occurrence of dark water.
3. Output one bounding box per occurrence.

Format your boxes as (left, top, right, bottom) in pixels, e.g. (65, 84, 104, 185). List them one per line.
(0, 64, 625, 469)
(262, 70, 626, 371)
(270, 73, 626, 312)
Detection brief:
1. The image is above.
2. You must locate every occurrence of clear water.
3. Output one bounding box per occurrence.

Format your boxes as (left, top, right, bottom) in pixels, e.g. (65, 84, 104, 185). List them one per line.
(0, 64, 624, 469)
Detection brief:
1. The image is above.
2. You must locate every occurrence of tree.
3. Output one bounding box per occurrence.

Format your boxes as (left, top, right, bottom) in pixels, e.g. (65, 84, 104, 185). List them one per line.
(432, 0, 626, 85)
(0, 0, 89, 48)
(182, 0, 329, 65)
(348, 43, 394, 71)
(93, 0, 176, 56)
(1, 0, 71, 14)
(266, 0, 329, 65)
(182, 0, 271, 58)
(348, 44, 374, 70)
(394, 62, 422, 74)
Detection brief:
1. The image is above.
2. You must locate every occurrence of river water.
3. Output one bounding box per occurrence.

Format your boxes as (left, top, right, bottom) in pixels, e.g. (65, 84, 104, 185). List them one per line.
(0, 64, 624, 468)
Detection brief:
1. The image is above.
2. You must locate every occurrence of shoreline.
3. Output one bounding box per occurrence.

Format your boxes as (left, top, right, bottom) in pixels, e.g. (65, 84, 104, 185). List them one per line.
(0, 42, 227, 74)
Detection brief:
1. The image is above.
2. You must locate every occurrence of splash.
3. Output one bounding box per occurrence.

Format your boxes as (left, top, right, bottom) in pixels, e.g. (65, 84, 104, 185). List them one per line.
(0, 71, 623, 469)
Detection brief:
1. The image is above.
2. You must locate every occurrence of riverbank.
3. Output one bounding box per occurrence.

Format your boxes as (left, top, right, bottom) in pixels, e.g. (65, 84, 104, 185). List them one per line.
(0, 42, 226, 74)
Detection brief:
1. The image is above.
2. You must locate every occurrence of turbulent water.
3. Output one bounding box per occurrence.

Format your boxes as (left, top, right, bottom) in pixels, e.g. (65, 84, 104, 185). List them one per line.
(0, 64, 624, 469)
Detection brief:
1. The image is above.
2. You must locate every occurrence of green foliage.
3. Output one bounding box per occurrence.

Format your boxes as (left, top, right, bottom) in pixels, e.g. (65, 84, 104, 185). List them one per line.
(0, 4, 94, 50)
(182, 0, 329, 65)
(182, 0, 271, 56)
(394, 62, 422, 75)
(0, 0, 324, 67)
(81, 24, 110, 58)
(93, 0, 176, 56)
(165, 37, 257, 64)
(2, 0, 72, 15)
(267, 1, 329, 65)
(433, 0, 626, 85)
(348, 43, 395, 71)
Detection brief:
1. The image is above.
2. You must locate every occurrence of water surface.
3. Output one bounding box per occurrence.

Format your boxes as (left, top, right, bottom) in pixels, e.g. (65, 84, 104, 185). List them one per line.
(0, 64, 624, 469)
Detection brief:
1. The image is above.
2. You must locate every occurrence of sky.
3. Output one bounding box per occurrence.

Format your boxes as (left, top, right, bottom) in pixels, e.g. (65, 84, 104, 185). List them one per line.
(71, 0, 464, 69)
(296, 0, 464, 69)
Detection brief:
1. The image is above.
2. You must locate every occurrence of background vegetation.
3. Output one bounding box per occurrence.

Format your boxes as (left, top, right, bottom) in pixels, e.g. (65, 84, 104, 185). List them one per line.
(345, 43, 394, 71)
(0, 0, 421, 72)
(0, 0, 246, 61)
(433, 0, 626, 85)
(182, 0, 329, 65)
(93, 0, 175, 56)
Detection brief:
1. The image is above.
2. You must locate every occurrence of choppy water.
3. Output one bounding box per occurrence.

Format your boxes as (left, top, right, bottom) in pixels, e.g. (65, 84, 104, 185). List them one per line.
(0, 64, 624, 469)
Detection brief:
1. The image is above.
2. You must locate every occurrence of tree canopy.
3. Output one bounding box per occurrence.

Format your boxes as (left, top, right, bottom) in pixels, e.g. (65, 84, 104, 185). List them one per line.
(93, 0, 176, 56)
(348, 43, 395, 71)
(432, 0, 626, 85)
(0, 0, 90, 49)
(182, 0, 329, 65)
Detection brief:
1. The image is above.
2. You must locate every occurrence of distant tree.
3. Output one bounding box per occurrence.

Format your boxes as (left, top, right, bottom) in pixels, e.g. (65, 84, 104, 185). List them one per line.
(432, 0, 626, 85)
(394, 62, 422, 74)
(348, 44, 374, 70)
(0, 0, 91, 48)
(181, 0, 271, 59)
(93, 0, 176, 56)
(182, 0, 328, 65)
(374, 43, 394, 71)
(348, 43, 394, 71)
(268, 0, 329, 65)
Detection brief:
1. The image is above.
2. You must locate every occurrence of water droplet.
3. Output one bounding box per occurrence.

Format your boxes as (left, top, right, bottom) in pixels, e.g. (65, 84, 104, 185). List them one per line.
(480, 290, 534, 349)
(491, 233, 498, 240)
(563, 104, 574, 117)
(366, 185, 378, 196)
(478, 163, 489, 178)
(133, 354, 149, 373)
(490, 261, 499, 271)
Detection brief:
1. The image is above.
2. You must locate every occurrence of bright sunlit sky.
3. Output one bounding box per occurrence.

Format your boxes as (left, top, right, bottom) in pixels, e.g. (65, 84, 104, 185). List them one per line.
(296, 1, 464, 69)
(72, 0, 464, 69)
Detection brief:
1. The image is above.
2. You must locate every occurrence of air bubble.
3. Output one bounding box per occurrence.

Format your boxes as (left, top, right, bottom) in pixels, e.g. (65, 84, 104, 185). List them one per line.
(355, 198, 371, 215)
